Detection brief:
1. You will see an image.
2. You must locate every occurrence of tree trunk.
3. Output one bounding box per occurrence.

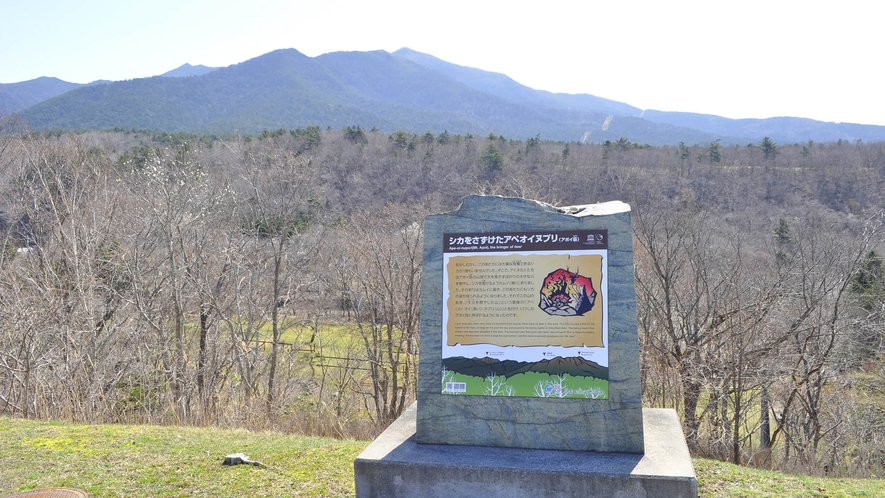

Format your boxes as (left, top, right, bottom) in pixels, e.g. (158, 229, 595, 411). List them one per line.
(197, 302, 210, 397)
(266, 250, 282, 413)
(681, 373, 702, 449)
(760, 385, 771, 449)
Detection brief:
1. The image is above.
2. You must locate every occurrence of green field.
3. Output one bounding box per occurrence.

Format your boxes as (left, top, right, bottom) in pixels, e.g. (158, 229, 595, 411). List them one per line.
(0, 417, 364, 497)
(443, 370, 608, 398)
(1, 417, 884, 497)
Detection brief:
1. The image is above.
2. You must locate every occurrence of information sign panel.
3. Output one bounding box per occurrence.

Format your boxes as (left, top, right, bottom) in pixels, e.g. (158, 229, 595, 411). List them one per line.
(441, 230, 609, 398)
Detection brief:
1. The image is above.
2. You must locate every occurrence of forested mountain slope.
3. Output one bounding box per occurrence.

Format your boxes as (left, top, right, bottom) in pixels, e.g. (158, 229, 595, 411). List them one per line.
(0, 77, 84, 113)
(10, 48, 885, 144)
(20, 49, 716, 144)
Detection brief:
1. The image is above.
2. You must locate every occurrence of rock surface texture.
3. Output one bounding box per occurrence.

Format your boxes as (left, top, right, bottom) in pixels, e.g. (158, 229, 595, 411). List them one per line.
(416, 195, 644, 453)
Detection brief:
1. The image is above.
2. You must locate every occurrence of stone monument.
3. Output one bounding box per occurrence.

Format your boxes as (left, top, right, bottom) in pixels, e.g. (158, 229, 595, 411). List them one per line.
(355, 196, 697, 497)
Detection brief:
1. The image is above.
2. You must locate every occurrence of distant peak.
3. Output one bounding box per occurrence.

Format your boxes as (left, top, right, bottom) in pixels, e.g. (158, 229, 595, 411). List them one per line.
(160, 63, 218, 78)
(393, 47, 439, 61)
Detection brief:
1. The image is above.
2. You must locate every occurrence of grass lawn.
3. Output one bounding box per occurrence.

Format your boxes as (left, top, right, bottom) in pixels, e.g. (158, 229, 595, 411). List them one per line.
(1, 416, 883, 497)
(694, 458, 884, 497)
(0, 417, 364, 497)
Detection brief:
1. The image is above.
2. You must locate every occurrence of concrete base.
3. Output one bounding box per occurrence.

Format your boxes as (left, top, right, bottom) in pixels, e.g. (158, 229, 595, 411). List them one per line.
(355, 403, 697, 498)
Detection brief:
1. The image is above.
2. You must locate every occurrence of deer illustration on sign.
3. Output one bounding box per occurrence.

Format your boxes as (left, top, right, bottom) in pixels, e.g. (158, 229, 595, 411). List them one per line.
(538, 268, 597, 316)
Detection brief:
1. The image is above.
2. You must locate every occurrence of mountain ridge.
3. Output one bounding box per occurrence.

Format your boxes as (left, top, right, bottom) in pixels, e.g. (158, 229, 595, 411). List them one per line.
(160, 63, 218, 78)
(393, 47, 643, 118)
(442, 355, 609, 380)
(9, 48, 885, 144)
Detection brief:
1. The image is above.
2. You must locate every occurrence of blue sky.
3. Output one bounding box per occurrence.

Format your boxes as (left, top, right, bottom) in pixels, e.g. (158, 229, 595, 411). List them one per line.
(1, 0, 882, 126)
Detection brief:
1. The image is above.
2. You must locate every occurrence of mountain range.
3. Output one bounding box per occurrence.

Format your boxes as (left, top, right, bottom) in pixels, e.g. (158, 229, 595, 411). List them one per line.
(4, 48, 884, 145)
(442, 356, 608, 381)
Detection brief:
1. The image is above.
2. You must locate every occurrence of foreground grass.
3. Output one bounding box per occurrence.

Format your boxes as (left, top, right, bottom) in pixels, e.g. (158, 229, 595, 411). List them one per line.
(1, 417, 883, 497)
(694, 459, 884, 497)
(0, 417, 364, 497)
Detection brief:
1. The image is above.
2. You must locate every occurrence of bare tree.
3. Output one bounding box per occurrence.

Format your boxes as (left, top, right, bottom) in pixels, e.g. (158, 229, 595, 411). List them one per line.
(118, 141, 234, 422)
(233, 137, 324, 415)
(765, 213, 883, 472)
(635, 203, 782, 457)
(324, 205, 423, 426)
(0, 134, 131, 420)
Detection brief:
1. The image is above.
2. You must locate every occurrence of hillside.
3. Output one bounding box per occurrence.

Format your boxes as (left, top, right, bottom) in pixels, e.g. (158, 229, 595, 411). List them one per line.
(1, 417, 882, 497)
(640, 110, 885, 144)
(11, 48, 885, 144)
(1, 127, 884, 479)
(0, 77, 84, 113)
(160, 63, 218, 78)
(19, 49, 712, 144)
(393, 47, 643, 118)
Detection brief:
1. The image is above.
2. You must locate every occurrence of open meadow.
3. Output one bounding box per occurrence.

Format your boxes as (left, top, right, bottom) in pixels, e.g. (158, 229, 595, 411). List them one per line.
(1, 417, 883, 497)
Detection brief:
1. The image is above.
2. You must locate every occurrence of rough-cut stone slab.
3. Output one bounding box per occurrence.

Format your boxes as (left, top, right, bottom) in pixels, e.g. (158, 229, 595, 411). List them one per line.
(417, 195, 644, 453)
(355, 403, 698, 498)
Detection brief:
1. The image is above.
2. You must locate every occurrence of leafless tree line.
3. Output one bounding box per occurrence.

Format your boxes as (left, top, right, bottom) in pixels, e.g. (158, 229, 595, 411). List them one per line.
(0, 123, 884, 476)
(0, 129, 423, 439)
(635, 204, 885, 476)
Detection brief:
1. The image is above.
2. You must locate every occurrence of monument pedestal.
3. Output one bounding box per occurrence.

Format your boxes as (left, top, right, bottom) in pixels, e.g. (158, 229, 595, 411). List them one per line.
(355, 197, 697, 497)
(355, 403, 697, 498)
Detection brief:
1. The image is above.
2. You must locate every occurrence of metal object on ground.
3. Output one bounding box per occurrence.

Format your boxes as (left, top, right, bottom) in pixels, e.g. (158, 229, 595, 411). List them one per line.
(223, 452, 263, 466)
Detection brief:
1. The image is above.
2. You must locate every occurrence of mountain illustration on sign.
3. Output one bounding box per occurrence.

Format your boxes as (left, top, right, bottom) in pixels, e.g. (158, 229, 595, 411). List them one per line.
(538, 268, 597, 316)
(442, 355, 608, 380)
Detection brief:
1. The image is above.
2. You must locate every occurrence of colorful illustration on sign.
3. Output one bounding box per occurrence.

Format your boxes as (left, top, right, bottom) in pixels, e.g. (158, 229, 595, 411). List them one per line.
(441, 229, 609, 399)
(538, 268, 597, 316)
